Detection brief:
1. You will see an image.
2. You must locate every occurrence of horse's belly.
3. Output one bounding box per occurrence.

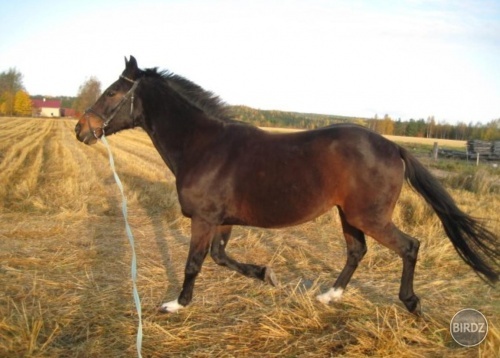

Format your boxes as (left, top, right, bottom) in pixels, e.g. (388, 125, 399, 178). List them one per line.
(230, 185, 337, 228)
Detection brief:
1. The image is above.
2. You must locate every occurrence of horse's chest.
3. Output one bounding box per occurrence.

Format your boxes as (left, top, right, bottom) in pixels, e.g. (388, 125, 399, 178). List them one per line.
(176, 169, 233, 222)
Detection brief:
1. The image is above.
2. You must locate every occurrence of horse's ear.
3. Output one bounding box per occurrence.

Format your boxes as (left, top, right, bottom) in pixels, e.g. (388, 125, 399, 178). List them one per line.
(123, 55, 140, 79)
(125, 56, 138, 71)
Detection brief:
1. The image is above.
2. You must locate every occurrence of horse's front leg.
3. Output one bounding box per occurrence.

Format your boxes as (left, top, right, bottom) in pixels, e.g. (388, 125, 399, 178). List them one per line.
(211, 225, 278, 285)
(160, 218, 215, 313)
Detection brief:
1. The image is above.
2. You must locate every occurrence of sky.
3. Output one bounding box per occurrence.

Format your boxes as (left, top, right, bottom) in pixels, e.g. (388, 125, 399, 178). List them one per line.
(1, 0, 499, 124)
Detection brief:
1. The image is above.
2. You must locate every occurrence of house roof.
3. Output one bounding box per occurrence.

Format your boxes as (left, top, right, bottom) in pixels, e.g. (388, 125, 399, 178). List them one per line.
(32, 99, 61, 109)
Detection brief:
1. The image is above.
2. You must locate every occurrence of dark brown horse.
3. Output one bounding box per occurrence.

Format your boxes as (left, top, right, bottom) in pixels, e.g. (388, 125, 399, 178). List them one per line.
(75, 56, 499, 315)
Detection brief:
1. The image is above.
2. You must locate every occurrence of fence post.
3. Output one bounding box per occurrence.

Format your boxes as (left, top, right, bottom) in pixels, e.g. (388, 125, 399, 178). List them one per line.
(432, 142, 438, 161)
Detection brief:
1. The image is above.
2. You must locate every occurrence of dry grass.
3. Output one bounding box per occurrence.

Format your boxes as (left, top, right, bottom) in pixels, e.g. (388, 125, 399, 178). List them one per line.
(260, 127, 467, 150)
(0, 117, 498, 357)
(384, 135, 466, 149)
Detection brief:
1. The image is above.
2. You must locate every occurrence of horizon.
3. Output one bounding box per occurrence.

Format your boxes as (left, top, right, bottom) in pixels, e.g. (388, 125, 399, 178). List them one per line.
(27, 95, 498, 127)
(1, 0, 499, 125)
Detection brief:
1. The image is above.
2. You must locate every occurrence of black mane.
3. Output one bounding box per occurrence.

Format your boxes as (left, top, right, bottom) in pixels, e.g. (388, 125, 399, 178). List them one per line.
(142, 68, 233, 122)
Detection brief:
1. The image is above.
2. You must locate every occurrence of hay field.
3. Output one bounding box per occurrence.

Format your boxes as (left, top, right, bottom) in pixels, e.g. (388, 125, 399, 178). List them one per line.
(383, 135, 466, 149)
(0, 117, 498, 357)
(261, 127, 467, 149)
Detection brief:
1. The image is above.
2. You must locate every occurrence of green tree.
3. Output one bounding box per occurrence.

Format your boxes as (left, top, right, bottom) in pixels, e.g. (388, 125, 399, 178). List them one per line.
(394, 119, 406, 136)
(14, 90, 32, 116)
(455, 122, 469, 140)
(0, 68, 24, 116)
(73, 76, 101, 114)
(406, 119, 418, 137)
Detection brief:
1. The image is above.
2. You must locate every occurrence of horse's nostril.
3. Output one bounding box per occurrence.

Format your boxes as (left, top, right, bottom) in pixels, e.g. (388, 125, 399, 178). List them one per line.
(75, 123, 81, 134)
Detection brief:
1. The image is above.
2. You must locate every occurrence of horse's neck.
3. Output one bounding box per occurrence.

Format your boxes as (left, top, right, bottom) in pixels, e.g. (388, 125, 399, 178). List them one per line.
(144, 109, 223, 176)
(147, 131, 181, 175)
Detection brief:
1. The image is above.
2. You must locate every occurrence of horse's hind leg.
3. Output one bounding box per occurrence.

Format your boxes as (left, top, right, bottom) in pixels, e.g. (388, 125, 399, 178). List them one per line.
(394, 227, 421, 315)
(368, 223, 421, 315)
(317, 207, 367, 304)
(210, 226, 278, 286)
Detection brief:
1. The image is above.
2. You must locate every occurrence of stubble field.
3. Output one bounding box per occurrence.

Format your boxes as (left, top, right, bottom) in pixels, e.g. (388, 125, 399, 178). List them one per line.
(0, 117, 498, 357)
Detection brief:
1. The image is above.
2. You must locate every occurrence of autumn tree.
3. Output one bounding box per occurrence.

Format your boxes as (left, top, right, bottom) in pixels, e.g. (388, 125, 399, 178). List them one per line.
(482, 119, 500, 141)
(14, 90, 32, 116)
(0, 92, 14, 116)
(73, 76, 101, 114)
(382, 114, 394, 135)
(0, 68, 24, 116)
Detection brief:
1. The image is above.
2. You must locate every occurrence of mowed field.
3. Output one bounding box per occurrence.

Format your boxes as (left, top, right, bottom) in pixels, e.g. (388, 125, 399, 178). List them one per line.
(0, 117, 498, 357)
(384, 135, 466, 149)
(261, 127, 468, 149)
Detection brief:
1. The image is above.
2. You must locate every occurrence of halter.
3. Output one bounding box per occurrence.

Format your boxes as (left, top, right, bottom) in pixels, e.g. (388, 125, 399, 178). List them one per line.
(85, 75, 140, 139)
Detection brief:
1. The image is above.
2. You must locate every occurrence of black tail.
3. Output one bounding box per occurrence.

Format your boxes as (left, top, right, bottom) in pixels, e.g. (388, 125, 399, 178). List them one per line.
(399, 146, 499, 284)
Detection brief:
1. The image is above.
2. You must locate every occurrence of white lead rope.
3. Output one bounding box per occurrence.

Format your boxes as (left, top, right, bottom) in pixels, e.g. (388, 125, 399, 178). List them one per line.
(101, 134, 143, 358)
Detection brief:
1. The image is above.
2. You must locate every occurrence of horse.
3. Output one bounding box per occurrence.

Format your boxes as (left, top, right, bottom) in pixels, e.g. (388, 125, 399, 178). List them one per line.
(75, 56, 499, 315)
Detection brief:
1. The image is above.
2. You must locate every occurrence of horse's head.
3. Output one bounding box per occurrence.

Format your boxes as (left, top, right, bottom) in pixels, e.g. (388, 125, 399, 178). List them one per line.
(75, 56, 142, 144)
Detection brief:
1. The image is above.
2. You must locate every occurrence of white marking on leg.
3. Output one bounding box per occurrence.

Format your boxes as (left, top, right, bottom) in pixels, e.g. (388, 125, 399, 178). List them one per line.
(316, 288, 344, 305)
(220, 239, 225, 246)
(265, 267, 279, 287)
(160, 299, 185, 313)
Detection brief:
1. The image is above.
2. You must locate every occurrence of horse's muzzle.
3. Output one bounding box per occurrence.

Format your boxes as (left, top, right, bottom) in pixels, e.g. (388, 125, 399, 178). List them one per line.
(75, 121, 100, 145)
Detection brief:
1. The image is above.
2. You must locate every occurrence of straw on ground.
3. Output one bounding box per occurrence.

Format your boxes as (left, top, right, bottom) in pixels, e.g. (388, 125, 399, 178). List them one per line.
(0, 117, 498, 357)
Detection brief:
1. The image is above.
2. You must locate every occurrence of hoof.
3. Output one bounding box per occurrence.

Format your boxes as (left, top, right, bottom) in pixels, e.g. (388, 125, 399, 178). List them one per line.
(402, 295, 422, 316)
(264, 267, 278, 287)
(411, 300, 422, 316)
(159, 299, 185, 313)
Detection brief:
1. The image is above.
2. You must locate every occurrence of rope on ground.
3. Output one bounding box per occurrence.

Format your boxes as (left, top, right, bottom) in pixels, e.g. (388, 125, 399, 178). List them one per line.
(101, 134, 143, 358)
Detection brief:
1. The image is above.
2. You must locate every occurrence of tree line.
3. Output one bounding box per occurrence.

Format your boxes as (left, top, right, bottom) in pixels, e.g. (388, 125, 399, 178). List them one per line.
(232, 106, 500, 141)
(1, 68, 498, 141)
(362, 115, 498, 141)
(0, 68, 101, 117)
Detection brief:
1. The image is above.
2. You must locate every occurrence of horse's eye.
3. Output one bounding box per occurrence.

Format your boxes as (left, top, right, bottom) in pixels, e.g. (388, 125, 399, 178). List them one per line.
(107, 91, 116, 97)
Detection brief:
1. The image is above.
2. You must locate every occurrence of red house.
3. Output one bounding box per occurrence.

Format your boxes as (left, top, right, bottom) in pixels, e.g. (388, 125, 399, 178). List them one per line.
(32, 98, 61, 117)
